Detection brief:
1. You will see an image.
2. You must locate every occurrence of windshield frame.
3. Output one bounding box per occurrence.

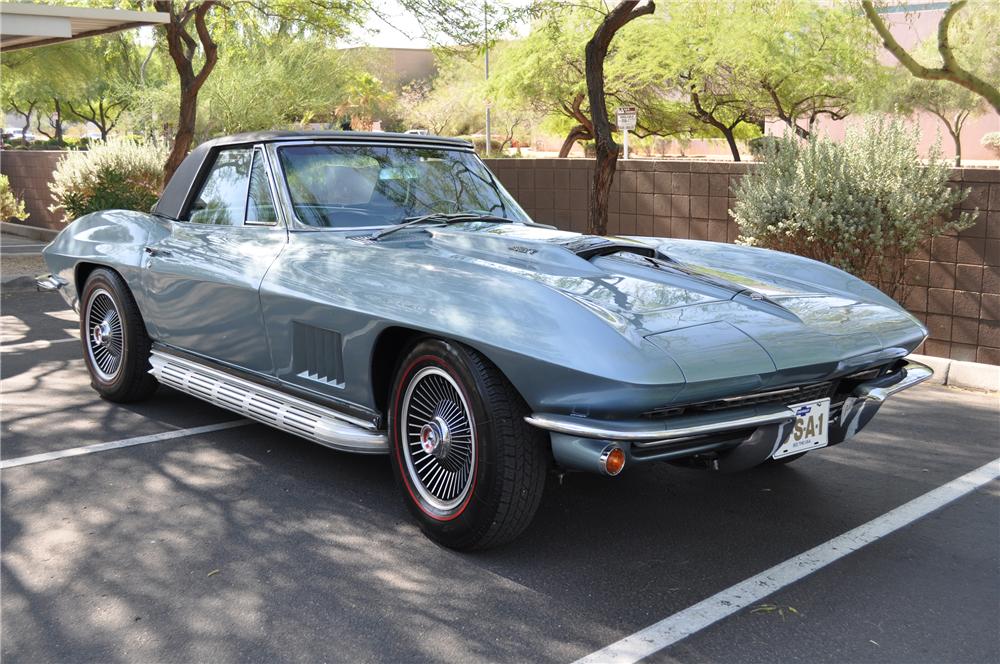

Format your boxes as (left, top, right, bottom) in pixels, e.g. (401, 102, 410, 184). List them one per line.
(266, 139, 530, 232)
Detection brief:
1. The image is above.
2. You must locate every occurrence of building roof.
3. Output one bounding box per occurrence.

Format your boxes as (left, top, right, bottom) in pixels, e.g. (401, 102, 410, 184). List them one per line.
(0, 3, 169, 51)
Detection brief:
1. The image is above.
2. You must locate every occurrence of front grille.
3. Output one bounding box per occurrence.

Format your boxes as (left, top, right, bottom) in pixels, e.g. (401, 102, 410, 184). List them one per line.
(694, 381, 836, 412)
(642, 362, 896, 420)
(643, 381, 838, 419)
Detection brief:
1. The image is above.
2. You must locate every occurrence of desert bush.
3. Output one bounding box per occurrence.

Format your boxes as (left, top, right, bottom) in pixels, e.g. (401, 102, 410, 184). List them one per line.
(49, 138, 166, 222)
(0, 175, 29, 221)
(982, 132, 1000, 158)
(732, 119, 976, 300)
(747, 135, 780, 159)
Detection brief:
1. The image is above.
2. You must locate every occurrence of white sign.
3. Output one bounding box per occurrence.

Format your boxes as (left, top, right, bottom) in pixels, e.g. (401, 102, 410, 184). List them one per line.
(616, 106, 637, 130)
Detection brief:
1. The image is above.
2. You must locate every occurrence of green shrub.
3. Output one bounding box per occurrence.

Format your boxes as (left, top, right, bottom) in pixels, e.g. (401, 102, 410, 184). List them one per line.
(747, 135, 780, 160)
(982, 132, 1000, 158)
(0, 175, 29, 222)
(49, 138, 166, 222)
(732, 119, 976, 300)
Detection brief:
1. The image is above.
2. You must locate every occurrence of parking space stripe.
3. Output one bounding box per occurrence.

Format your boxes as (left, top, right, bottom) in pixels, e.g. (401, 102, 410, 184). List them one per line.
(1, 337, 79, 352)
(0, 420, 251, 469)
(575, 457, 1000, 664)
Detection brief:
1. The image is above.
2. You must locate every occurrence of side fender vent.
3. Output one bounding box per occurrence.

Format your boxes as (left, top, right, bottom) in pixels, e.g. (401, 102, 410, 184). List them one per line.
(293, 322, 345, 388)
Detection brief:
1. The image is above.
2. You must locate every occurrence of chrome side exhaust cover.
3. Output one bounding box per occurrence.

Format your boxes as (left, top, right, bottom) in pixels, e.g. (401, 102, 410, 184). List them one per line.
(149, 350, 388, 454)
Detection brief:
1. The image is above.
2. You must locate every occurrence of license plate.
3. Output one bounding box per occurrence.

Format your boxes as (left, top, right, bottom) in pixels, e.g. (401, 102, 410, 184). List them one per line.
(772, 398, 830, 459)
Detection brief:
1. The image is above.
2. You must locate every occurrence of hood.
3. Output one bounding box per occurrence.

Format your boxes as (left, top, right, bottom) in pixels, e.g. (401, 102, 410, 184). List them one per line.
(384, 222, 925, 377)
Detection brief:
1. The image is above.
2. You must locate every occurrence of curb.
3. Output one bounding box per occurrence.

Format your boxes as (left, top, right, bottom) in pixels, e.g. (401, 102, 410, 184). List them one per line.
(1, 222, 59, 242)
(908, 353, 1000, 393)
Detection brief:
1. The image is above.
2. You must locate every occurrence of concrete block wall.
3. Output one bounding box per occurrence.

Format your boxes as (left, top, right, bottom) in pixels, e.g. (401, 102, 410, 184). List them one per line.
(0, 150, 64, 230)
(486, 158, 1000, 366)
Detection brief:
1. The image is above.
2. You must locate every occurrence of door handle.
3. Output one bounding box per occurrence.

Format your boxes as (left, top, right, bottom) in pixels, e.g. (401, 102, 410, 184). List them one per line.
(144, 246, 172, 257)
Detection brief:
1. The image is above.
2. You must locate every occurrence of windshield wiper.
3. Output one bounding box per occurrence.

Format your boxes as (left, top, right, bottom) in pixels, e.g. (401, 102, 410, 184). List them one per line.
(371, 212, 515, 241)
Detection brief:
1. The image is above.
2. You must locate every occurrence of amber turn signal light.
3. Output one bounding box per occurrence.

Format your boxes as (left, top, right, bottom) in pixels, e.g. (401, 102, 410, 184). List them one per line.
(602, 446, 626, 476)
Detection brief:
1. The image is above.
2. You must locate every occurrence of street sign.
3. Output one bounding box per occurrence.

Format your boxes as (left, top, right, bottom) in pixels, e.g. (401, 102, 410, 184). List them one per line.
(616, 106, 637, 159)
(616, 106, 637, 130)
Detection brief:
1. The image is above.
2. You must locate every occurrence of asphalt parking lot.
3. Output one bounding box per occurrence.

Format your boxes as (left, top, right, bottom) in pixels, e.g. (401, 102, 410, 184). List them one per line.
(2, 280, 999, 663)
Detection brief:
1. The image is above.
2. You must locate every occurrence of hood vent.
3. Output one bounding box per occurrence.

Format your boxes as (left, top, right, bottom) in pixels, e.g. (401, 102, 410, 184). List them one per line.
(559, 235, 657, 261)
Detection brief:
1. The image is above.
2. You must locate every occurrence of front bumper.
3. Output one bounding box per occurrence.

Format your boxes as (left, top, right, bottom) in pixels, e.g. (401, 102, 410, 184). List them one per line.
(35, 273, 77, 310)
(527, 360, 933, 474)
(35, 273, 65, 292)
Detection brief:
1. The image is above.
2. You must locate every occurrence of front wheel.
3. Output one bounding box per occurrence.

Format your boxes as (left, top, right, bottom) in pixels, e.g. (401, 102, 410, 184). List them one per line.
(80, 268, 158, 403)
(388, 339, 548, 550)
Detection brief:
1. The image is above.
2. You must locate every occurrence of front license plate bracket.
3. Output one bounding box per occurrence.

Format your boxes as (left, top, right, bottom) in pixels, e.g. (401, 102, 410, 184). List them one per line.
(772, 398, 831, 459)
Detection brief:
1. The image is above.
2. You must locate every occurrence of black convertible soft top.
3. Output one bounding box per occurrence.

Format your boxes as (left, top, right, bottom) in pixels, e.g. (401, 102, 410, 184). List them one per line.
(153, 130, 474, 220)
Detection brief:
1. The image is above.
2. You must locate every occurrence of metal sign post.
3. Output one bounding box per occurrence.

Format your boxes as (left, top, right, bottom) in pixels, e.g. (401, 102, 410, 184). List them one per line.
(616, 106, 637, 160)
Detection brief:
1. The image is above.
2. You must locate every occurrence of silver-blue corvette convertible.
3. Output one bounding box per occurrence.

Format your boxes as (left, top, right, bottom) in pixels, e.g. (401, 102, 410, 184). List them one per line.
(38, 131, 932, 549)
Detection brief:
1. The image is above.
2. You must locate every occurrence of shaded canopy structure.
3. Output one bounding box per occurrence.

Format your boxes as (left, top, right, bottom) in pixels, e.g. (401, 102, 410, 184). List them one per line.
(0, 2, 168, 51)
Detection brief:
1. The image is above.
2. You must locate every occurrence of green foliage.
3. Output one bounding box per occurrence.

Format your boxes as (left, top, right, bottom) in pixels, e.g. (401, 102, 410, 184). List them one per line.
(0, 175, 29, 222)
(733, 119, 976, 299)
(199, 38, 354, 134)
(981, 132, 1000, 158)
(879, 26, 991, 165)
(489, 0, 878, 158)
(49, 139, 167, 222)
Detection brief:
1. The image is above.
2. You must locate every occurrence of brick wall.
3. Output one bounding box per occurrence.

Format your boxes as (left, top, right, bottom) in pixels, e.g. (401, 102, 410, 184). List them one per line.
(0, 150, 64, 230)
(486, 158, 1000, 365)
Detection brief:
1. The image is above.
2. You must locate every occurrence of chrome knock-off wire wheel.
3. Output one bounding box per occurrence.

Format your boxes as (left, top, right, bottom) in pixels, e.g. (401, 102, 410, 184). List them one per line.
(401, 366, 477, 513)
(84, 287, 124, 381)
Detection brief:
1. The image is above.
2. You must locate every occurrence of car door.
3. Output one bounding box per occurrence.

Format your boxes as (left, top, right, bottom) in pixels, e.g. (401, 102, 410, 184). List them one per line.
(140, 145, 287, 375)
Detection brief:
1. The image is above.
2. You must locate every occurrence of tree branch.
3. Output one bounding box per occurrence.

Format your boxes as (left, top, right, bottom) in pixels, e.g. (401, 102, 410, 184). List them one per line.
(861, 0, 999, 112)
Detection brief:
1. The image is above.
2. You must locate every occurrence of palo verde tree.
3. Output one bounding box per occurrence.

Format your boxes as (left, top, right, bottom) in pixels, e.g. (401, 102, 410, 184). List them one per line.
(862, 0, 1000, 114)
(66, 35, 147, 140)
(652, 0, 880, 160)
(898, 77, 985, 166)
(138, 0, 526, 185)
(490, 4, 684, 158)
(585, 0, 656, 236)
(736, 0, 881, 139)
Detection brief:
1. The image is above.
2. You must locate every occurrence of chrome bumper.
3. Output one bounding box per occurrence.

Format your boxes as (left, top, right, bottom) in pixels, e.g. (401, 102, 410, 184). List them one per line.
(834, 359, 932, 441)
(527, 359, 933, 474)
(525, 408, 794, 443)
(35, 273, 66, 292)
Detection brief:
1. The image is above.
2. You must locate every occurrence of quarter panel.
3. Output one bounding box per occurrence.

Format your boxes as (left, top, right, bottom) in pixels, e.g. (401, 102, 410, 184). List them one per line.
(41, 209, 169, 312)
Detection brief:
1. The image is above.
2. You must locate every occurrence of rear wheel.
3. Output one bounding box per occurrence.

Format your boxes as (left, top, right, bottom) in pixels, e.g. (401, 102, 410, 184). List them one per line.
(388, 339, 547, 550)
(80, 268, 158, 403)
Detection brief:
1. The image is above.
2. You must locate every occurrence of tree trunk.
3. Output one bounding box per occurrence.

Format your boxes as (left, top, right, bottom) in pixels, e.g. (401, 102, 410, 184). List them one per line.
(164, 88, 199, 183)
(53, 99, 63, 142)
(584, 1, 655, 236)
(721, 126, 741, 161)
(951, 130, 961, 166)
(156, 0, 218, 187)
(558, 125, 592, 158)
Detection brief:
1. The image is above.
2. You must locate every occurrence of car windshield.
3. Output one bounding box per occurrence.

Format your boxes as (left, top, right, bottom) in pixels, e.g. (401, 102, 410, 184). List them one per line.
(276, 144, 529, 229)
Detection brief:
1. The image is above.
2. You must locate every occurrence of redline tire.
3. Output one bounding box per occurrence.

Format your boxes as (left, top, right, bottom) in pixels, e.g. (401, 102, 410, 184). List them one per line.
(79, 268, 158, 403)
(388, 338, 548, 550)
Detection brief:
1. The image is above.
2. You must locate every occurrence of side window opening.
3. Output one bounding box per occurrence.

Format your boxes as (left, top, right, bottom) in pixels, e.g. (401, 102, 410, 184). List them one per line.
(187, 148, 252, 225)
(247, 149, 278, 224)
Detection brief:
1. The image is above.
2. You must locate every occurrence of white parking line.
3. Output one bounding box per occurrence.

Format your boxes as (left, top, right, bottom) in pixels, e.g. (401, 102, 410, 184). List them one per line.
(1, 337, 79, 352)
(0, 420, 251, 469)
(575, 457, 1000, 664)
